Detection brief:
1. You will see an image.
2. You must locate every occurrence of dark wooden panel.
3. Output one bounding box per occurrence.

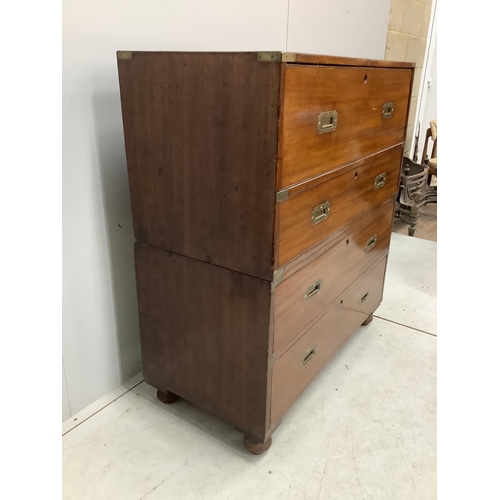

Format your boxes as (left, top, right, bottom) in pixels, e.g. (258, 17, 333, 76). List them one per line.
(135, 243, 272, 440)
(118, 52, 280, 281)
(286, 52, 415, 68)
(270, 257, 387, 426)
(273, 201, 393, 356)
(278, 65, 412, 188)
(277, 146, 402, 267)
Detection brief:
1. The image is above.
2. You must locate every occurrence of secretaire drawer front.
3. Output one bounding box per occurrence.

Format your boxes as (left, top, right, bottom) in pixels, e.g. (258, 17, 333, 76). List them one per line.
(273, 202, 393, 355)
(270, 257, 387, 426)
(279, 65, 412, 188)
(277, 146, 401, 267)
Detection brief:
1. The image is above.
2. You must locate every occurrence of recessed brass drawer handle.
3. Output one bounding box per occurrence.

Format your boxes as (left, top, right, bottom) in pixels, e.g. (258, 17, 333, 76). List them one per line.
(311, 201, 330, 225)
(301, 346, 317, 367)
(359, 290, 370, 305)
(374, 172, 386, 190)
(382, 102, 394, 119)
(365, 234, 377, 253)
(304, 279, 323, 302)
(317, 110, 338, 134)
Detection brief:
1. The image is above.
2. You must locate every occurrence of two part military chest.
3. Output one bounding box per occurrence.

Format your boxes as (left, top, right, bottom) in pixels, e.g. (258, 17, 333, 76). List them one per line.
(117, 51, 414, 454)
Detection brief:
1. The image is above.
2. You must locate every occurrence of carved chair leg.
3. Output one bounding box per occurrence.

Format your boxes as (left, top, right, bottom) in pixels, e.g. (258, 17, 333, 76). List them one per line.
(408, 204, 419, 237)
(243, 435, 272, 455)
(157, 390, 180, 404)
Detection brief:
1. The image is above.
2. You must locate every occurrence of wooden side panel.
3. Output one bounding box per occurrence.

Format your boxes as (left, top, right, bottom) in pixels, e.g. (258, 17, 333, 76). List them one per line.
(279, 65, 412, 188)
(118, 52, 280, 281)
(273, 201, 393, 356)
(277, 146, 402, 267)
(270, 257, 387, 426)
(135, 243, 271, 440)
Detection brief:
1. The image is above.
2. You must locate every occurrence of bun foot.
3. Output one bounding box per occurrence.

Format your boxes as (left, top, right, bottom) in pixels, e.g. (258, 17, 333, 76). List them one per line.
(362, 313, 374, 326)
(157, 389, 180, 404)
(243, 435, 272, 455)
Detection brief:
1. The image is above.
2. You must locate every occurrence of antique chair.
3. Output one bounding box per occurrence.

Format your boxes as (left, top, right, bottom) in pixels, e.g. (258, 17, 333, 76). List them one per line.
(421, 119, 437, 184)
(395, 155, 437, 236)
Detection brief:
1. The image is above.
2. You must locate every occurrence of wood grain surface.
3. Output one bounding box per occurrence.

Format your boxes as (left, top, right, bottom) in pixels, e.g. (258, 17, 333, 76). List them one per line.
(270, 257, 387, 426)
(135, 243, 272, 440)
(286, 53, 415, 69)
(118, 52, 280, 280)
(277, 146, 402, 267)
(273, 201, 393, 355)
(278, 65, 412, 188)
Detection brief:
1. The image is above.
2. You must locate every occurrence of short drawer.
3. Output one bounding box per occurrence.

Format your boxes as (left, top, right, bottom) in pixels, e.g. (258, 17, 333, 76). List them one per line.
(278, 64, 412, 188)
(270, 257, 387, 426)
(277, 145, 401, 267)
(273, 201, 393, 355)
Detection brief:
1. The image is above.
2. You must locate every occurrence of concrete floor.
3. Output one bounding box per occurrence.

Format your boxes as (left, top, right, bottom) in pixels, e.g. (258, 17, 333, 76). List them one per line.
(392, 203, 437, 242)
(62, 233, 437, 500)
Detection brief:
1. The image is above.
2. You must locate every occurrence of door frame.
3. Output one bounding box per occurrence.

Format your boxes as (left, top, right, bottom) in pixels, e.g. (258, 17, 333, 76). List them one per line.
(411, 0, 437, 160)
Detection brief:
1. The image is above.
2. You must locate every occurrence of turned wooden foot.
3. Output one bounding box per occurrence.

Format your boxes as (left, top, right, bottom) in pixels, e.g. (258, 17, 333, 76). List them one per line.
(157, 389, 180, 404)
(243, 435, 272, 455)
(362, 313, 374, 326)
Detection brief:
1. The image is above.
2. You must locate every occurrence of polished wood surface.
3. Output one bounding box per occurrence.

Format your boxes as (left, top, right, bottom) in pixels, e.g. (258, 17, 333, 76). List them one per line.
(118, 52, 280, 281)
(157, 390, 180, 404)
(277, 146, 402, 267)
(118, 52, 413, 452)
(135, 243, 271, 440)
(243, 435, 273, 455)
(270, 257, 387, 426)
(286, 52, 415, 69)
(273, 202, 393, 355)
(362, 313, 374, 326)
(278, 65, 412, 188)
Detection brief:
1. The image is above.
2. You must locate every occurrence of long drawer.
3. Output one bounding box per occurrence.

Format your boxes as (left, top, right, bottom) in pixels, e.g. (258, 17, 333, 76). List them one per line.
(273, 201, 393, 356)
(270, 257, 387, 426)
(277, 145, 401, 267)
(278, 65, 412, 188)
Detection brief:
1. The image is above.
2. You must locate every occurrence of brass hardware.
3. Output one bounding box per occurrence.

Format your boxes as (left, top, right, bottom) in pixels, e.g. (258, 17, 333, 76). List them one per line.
(304, 279, 323, 302)
(365, 234, 377, 253)
(382, 102, 394, 119)
(257, 52, 282, 62)
(374, 172, 386, 190)
(317, 111, 338, 134)
(359, 290, 369, 305)
(272, 268, 284, 289)
(282, 52, 296, 62)
(311, 201, 330, 225)
(301, 346, 317, 367)
(276, 189, 289, 202)
(117, 51, 132, 60)
(257, 52, 296, 62)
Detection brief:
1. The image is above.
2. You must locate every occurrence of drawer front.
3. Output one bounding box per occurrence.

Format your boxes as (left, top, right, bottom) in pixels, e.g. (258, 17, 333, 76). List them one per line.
(273, 201, 393, 355)
(270, 257, 387, 426)
(277, 146, 401, 267)
(279, 65, 412, 188)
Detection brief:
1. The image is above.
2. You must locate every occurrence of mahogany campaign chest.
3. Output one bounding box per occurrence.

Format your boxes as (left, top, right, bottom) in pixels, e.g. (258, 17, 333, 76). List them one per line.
(117, 51, 414, 454)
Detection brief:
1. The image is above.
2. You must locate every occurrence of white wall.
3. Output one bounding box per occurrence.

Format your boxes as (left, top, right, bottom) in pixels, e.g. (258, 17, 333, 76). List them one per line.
(62, 0, 391, 419)
(419, 31, 437, 162)
(288, 0, 390, 59)
(411, 0, 437, 161)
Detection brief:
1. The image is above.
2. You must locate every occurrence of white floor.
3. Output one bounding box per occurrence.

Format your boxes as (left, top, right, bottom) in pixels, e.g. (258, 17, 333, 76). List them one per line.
(62, 233, 437, 500)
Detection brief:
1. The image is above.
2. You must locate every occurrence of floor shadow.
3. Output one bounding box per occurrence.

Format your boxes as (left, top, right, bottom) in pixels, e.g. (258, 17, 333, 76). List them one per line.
(91, 84, 142, 382)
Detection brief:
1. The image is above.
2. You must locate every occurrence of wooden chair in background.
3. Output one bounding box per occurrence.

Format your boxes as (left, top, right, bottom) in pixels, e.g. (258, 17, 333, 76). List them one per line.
(421, 119, 437, 185)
